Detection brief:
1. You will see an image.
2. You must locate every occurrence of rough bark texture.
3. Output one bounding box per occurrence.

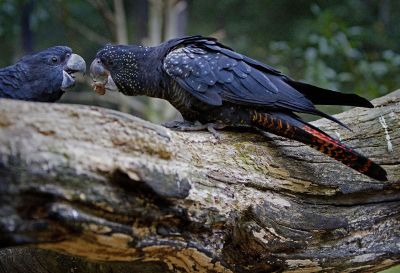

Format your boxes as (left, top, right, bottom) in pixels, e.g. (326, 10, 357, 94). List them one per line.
(0, 90, 399, 273)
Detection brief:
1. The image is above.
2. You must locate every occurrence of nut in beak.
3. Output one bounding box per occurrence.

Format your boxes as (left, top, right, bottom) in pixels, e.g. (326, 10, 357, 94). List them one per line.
(90, 58, 118, 95)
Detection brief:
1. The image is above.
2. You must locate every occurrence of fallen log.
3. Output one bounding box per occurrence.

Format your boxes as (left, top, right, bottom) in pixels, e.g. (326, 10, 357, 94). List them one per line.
(0, 90, 399, 272)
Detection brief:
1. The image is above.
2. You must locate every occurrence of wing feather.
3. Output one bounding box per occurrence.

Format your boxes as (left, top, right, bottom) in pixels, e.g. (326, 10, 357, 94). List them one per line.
(162, 38, 324, 118)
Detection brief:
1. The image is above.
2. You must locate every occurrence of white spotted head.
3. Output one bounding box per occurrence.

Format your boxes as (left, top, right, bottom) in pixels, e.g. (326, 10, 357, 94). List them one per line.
(91, 44, 153, 95)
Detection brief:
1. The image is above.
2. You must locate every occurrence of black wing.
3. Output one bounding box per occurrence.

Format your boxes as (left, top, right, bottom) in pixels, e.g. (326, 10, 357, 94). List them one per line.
(162, 37, 353, 126)
(0, 65, 23, 99)
(168, 36, 373, 108)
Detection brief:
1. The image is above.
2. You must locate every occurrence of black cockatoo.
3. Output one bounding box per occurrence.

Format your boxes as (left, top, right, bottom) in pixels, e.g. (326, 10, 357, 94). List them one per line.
(90, 36, 387, 181)
(0, 46, 86, 102)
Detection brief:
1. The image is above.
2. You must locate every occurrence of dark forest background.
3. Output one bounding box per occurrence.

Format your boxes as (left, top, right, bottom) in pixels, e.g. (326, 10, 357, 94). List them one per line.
(0, 0, 399, 123)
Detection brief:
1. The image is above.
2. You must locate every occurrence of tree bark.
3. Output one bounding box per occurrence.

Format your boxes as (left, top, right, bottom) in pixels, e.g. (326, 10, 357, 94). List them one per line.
(0, 90, 399, 273)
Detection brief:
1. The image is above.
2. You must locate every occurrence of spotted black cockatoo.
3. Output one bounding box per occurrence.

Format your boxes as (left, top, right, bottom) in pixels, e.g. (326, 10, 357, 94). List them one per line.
(0, 46, 86, 102)
(90, 35, 387, 181)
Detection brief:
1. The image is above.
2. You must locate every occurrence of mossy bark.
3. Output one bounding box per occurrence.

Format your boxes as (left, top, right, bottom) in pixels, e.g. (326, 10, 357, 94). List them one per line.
(0, 90, 399, 273)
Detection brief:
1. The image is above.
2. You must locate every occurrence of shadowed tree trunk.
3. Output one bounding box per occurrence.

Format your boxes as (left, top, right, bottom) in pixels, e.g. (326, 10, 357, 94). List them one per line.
(0, 90, 399, 273)
(113, 0, 128, 44)
(20, 0, 35, 54)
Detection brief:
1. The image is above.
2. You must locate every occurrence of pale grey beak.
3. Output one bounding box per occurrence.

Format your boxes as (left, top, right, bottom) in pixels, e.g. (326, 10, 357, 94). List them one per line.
(61, 53, 86, 91)
(90, 58, 119, 95)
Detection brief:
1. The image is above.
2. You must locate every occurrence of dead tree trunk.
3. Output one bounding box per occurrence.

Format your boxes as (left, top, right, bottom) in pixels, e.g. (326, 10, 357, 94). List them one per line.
(0, 90, 399, 273)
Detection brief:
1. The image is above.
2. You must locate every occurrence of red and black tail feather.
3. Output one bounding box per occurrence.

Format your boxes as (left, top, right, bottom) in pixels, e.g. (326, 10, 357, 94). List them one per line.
(250, 111, 388, 181)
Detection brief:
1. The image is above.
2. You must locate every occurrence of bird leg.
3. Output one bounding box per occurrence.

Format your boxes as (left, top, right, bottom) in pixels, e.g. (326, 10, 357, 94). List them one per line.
(163, 120, 226, 139)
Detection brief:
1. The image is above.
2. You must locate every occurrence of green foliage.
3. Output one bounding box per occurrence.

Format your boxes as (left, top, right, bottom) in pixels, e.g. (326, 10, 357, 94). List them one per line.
(188, 0, 400, 100)
(289, 1, 400, 97)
